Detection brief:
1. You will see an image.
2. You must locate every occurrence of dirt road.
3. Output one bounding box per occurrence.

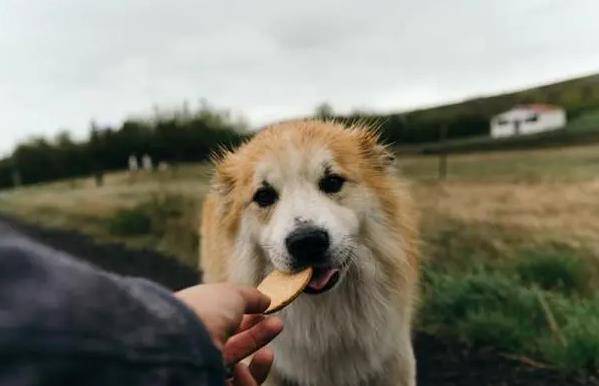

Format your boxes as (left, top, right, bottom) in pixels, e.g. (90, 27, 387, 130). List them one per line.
(0, 216, 596, 386)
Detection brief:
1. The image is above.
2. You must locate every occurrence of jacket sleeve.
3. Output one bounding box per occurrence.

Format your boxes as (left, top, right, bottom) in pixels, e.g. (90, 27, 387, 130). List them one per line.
(0, 235, 225, 386)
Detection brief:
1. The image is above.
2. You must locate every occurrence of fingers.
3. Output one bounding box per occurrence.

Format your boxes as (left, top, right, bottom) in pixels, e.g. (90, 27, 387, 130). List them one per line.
(175, 284, 270, 316)
(223, 316, 283, 365)
(231, 363, 257, 386)
(227, 348, 273, 386)
(236, 286, 271, 314)
(248, 347, 274, 384)
(237, 314, 264, 333)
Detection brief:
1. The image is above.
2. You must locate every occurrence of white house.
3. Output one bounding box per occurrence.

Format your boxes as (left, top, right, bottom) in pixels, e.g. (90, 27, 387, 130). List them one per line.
(490, 104, 566, 138)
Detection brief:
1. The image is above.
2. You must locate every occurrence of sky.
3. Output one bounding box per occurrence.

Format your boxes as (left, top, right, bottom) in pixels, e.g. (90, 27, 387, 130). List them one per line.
(1, 0, 599, 156)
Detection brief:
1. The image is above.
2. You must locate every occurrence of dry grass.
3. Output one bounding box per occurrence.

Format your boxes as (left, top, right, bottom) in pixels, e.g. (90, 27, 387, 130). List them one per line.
(1, 143, 598, 266)
(400, 144, 599, 261)
(398, 142, 599, 183)
(0, 164, 214, 264)
(1, 164, 212, 215)
(414, 181, 599, 254)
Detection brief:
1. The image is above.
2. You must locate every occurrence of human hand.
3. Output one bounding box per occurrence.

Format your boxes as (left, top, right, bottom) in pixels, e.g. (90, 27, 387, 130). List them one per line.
(175, 283, 283, 385)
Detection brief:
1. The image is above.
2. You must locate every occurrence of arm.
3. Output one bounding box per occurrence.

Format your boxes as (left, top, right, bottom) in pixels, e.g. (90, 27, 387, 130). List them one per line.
(0, 235, 223, 386)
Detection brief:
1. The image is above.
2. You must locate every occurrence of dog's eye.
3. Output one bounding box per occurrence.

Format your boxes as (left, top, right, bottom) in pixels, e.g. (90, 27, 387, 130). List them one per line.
(319, 174, 345, 194)
(252, 186, 278, 207)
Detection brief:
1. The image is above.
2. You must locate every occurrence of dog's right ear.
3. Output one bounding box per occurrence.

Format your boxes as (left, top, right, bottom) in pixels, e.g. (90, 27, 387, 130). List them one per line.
(213, 163, 236, 197)
(214, 172, 234, 197)
(211, 157, 243, 236)
(209, 148, 236, 197)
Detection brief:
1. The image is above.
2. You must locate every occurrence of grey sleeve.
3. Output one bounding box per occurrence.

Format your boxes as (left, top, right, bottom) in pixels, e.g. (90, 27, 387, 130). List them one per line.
(0, 235, 225, 386)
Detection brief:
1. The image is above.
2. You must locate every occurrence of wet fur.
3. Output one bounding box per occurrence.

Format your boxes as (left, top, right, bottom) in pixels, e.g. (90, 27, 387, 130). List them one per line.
(200, 120, 420, 386)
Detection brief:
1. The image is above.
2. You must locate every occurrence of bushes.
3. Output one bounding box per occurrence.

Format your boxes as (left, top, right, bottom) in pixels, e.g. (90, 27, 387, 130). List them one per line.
(421, 269, 544, 352)
(515, 250, 590, 294)
(540, 297, 599, 371)
(106, 194, 199, 266)
(458, 311, 529, 351)
(107, 209, 151, 236)
(420, 247, 599, 372)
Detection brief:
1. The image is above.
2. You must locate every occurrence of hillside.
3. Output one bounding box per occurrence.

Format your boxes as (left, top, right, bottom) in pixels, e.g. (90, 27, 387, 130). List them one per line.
(406, 73, 599, 122)
(343, 73, 599, 144)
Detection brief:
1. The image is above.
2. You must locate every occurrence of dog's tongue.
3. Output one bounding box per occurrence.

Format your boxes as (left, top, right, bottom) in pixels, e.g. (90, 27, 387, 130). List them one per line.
(307, 267, 340, 291)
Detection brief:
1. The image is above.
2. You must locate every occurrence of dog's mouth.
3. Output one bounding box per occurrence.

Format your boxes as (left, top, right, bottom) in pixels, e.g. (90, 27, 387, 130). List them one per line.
(303, 266, 340, 294)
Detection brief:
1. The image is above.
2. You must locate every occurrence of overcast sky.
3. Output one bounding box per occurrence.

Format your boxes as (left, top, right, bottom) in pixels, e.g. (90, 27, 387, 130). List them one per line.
(1, 0, 599, 156)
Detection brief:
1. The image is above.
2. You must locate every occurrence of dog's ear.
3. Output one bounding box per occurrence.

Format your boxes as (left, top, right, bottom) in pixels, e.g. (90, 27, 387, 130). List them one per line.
(355, 129, 396, 171)
(214, 169, 235, 197)
(373, 144, 396, 169)
(210, 150, 236, 197)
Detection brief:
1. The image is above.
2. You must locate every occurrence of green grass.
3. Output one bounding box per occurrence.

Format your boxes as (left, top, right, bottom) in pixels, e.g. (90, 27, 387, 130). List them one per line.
(515, 250, 592, 295)
(540, 299, 599, 371)
(420, 247, 599, 372)
(419, 213, 599, 373)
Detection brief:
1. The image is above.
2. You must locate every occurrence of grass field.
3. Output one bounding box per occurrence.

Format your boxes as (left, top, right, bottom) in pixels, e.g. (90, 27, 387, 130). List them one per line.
(1, 143, 598, 373)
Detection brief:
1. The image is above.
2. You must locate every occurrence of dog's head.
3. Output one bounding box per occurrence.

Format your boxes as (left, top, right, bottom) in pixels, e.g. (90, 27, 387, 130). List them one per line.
(213, 120, 398, 294)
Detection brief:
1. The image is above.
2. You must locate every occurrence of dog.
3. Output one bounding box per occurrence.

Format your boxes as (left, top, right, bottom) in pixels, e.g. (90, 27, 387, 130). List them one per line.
(200, 120, 420, 386)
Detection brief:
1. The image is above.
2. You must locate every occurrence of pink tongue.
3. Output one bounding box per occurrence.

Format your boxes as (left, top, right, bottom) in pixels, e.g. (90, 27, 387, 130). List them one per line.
(307, 268, 339, 291)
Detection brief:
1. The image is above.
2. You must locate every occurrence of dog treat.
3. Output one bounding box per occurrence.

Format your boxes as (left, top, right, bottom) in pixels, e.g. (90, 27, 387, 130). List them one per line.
(257, 267, 313, 314)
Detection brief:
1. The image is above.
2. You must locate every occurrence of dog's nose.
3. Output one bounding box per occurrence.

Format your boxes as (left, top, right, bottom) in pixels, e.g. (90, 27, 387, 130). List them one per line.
(285, 226, 330, 266)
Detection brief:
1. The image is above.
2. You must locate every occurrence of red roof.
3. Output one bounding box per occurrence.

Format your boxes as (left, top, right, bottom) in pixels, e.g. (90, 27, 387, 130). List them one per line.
(514, 103, 561, 113)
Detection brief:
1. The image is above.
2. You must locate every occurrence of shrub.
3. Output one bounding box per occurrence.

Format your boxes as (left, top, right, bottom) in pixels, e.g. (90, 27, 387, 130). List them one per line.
(420, 263, 599, 373)
(121, 193, 200, 267)
(420, 268, 545, 353)
(539, 296, 599, 371)
(107, 208, 151, 236)
(515, 250, 590, 295)
(104, 194, 199, 266)
(458, 311, 530, 351)
(137, 194, 185, 236)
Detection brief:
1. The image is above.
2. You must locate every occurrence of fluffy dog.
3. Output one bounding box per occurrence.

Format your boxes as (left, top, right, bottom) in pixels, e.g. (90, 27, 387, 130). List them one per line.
(200, 120, 420, 386)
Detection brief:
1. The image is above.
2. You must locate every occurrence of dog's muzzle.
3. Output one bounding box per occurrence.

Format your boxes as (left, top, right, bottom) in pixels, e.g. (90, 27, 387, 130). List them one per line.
(284, 226, 341, 294)
(285, 226, 330, 268)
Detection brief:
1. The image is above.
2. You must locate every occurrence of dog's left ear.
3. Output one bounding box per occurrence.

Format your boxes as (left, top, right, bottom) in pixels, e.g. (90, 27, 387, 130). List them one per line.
(356, 129, 396, 171)
(374, 144, 396, 169)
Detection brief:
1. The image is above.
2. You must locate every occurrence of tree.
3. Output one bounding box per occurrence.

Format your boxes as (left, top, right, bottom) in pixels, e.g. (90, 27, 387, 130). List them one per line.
(314, 103, 334, 120)
(89, 121, 104, 187)
(0, 102, 247, 188)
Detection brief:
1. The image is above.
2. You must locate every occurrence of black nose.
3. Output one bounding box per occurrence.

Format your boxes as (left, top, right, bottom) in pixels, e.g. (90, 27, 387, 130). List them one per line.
(285, 226, 330, 266)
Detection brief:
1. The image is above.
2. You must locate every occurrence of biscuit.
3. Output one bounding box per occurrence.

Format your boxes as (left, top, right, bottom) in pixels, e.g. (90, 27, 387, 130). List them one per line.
(257, 267, 313, 314)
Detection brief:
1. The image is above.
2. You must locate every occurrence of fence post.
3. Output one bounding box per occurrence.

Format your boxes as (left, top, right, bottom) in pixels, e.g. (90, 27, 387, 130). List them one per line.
(10, 156, 22, 188)
(438, 124, 448, 180)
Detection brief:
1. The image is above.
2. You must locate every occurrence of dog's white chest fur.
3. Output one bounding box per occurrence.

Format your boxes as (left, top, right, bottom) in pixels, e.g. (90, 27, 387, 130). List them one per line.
(271, 277, 402, 386)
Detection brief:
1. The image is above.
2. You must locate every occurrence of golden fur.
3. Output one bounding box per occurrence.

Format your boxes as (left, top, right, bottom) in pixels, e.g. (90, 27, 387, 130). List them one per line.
(200, 120, 420, 386)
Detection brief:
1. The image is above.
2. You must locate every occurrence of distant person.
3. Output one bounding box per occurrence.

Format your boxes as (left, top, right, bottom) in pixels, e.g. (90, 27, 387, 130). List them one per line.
(142, 154, 153, 171)
(128, 154, 139, 173)
(0, 233, 282, 386)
